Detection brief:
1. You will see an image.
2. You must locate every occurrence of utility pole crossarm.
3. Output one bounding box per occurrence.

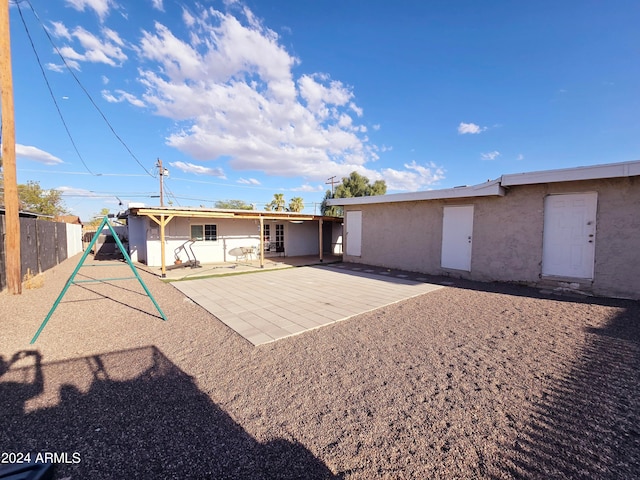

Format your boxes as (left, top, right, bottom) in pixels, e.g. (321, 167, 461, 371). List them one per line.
(326, 176, 337, 195)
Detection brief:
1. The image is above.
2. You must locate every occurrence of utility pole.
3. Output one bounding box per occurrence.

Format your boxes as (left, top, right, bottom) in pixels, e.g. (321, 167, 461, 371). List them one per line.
(1, 0, 21, 294)
(156, 158, 168, 207)
(326, 176, 337, 195)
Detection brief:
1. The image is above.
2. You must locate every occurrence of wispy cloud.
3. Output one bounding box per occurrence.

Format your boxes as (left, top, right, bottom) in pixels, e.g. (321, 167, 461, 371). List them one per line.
(170, 161, 225, 177)
(50, 24, 127, 69)
(381, 161, 445, 191)
(481, 151, 501, 161)
(458, 122, 486, 135)
(238, 178, 261, 185)
(516, 153, 524, 161)
(291, 184, 323, 192)
(58, 185, 98, 196)
(15, 144, 64, 165)
(150, 0, 164, 12)
(65, 0, 114, 22)
(102, 89, 145, 107)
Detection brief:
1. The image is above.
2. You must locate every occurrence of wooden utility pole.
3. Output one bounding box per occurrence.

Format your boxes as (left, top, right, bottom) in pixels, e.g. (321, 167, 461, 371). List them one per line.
(1, 0, 21, 294)
(326, 176, 337, 195)
(156, 158, 166, 207)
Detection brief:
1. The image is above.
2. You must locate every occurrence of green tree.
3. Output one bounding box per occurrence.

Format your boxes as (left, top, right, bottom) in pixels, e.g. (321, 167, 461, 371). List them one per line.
(320, 189, 342, 217)
(288, 197, 304, 213)
(16, 180, 68, 216)
(334, 171, 386, 198)
(265, 193, 286, 211)
(321, 171, 386, 216)
(215, 199, 254, 210)
(88, 208, 111, 228)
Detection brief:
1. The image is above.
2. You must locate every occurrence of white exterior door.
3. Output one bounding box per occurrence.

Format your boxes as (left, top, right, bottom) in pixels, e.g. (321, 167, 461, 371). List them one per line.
(441, 205, 474, 271)
(542, 193, 597, 279)
(345, 210, 362, 257)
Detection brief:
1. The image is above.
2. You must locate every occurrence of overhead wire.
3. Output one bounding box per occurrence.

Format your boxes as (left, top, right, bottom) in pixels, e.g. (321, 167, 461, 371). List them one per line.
(15, 0, 98, 175)
(161, 178, 182, 207)
(22, 0, 155, 178)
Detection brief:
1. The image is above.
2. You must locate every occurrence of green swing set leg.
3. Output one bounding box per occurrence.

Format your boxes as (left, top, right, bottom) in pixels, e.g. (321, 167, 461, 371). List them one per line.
(30, 216, 166, 344)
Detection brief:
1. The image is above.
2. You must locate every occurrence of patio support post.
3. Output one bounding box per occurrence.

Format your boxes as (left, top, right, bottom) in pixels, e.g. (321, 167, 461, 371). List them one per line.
(146, 213, 174, 278)
(160, 214, 166, 277)
(318, 218, 324, 262)
(259, 216, 265, 268)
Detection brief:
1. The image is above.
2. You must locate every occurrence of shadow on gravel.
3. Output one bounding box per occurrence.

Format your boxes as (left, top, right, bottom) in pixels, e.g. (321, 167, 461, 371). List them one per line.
(493, 303, 640, 479)
(0, 346, 339, 480)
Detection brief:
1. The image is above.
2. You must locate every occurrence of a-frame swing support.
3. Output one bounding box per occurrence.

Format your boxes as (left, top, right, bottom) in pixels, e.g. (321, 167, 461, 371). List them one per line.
(30, 216, 167, 344)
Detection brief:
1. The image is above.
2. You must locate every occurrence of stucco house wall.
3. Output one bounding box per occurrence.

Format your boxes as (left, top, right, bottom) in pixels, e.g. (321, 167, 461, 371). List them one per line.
(126, 210, 339, 268)
(142, 216, 262, 266)
(342, 176, 640, 299)
(127, 215, 147, 263)
(285, 221, 320, 256)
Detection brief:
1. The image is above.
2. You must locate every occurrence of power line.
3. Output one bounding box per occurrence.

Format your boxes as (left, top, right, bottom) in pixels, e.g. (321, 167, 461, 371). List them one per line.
(15, 0, 97, 175)
(162, 177, 182, 207)
(18, 168, 150, 177)
(23, 0, 155, 177)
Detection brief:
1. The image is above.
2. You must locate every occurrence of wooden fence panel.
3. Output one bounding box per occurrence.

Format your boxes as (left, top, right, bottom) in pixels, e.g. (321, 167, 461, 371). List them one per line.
(56, 222, 68, 262)
(1, 217, 81, 292)
(37, 221, 58, 272)
(20, 218, 39, 278)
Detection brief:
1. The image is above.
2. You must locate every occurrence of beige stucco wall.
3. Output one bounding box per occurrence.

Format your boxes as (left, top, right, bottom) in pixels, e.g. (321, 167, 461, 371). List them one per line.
(343, 176, 640, 299)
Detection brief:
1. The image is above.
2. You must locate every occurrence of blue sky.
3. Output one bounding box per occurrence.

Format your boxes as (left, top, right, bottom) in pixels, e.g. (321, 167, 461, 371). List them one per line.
(5, 0, 639, 221)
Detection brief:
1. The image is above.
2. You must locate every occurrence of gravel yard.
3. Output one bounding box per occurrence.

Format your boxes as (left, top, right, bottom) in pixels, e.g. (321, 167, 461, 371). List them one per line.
(1, 255, 639, 479)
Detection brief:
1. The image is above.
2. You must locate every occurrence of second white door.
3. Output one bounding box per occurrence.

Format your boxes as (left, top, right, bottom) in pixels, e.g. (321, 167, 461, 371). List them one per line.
(441, 205, 474, 271)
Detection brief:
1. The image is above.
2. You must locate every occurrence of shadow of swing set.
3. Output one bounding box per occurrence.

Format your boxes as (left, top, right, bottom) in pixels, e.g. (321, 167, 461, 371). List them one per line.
(30, 217, 166, 344)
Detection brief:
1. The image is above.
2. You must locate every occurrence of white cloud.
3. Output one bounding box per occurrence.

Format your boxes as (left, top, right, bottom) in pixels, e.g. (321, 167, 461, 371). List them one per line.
(49, 21, 72, 40)
(516, 153, 524, 161)
(58, 185, 97, 196)
(15, 144, 64, 165)
(49, 3, 438, 192)
(65, 0, 114, 22)
(291, 184, 323, 192)
(458, 122, 486, 135)
(102, 89, 145, 107)
(124, 6, 396, 182)
(46, 63, 66, 73)
(51, 25, 127, 67)
(170, 161, 225, 177)
(380, 161, 445, 191)
(481, 151, 501, 161)
(238, 177, 261, 185)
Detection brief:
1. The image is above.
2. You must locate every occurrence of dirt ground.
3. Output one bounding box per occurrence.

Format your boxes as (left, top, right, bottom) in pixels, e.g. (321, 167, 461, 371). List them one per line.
(1, 255, 639, 479)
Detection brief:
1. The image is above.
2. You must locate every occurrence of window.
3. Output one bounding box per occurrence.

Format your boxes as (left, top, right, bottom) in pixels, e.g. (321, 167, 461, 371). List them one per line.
(191, 224, 217, 241)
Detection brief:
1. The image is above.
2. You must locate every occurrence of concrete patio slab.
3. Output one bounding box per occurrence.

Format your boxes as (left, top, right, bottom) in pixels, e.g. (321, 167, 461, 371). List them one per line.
(171, 264, 443, 345)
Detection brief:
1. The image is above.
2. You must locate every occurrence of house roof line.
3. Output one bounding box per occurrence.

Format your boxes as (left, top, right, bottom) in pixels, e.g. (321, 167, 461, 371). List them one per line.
(327, 159, 640, 207)
(500, 159, 640, 186)
(127, 206, 342, 222)
(327, 179, 505, 206)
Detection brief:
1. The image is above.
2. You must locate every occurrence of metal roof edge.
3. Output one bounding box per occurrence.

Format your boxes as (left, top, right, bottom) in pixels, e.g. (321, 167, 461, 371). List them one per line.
(327, 179, 505, 206)
(327, 160, 640, 206)
(500, 159, 640, 186)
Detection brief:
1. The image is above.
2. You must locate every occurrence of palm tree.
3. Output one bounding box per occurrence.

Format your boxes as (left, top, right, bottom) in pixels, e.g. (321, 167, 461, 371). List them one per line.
(288, 197, 304, 212)
(265, 193, 286, 211)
